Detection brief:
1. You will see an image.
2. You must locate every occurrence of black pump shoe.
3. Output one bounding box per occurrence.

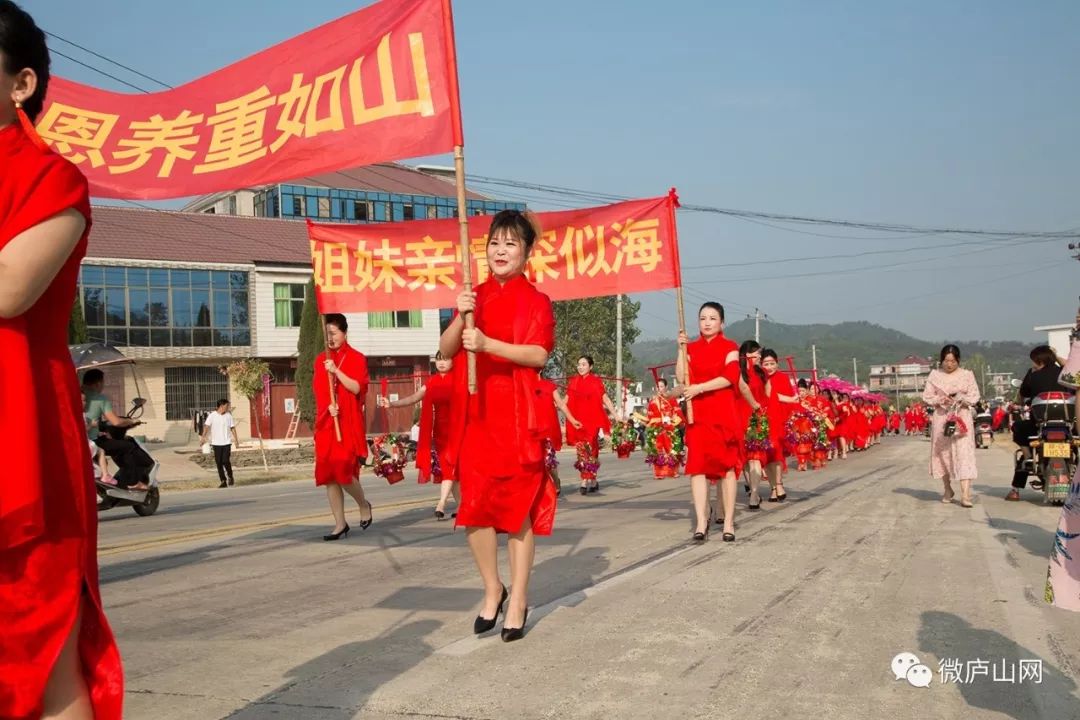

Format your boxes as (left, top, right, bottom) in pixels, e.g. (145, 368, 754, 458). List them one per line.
(323, 524, 349, 541)
(501, 608, 529, 642)
(473, 585, 508, 634)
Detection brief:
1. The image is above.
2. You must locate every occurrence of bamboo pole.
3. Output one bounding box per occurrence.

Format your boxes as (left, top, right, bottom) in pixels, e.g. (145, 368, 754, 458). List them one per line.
(453, 145, 477, 394)
(666, 189, 693, 423)
(323, 316, 342, 442)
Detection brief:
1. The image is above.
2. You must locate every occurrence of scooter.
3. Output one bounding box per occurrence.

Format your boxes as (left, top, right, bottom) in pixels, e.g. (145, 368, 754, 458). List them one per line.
(92, 400, 161, 516)
(974, 410, 994, 449)
(1012, 392, 1074, 505)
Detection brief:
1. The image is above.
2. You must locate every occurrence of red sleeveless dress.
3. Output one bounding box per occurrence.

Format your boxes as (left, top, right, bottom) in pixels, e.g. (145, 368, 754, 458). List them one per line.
(313, 343, 369, 485)
(416, 372, 455, 483)
(0, 124, 123, 719)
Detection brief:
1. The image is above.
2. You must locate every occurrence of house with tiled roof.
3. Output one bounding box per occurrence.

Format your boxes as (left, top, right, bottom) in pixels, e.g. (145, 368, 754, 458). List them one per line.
(79, 165, 523, 444)
(867, 355, 934, 398)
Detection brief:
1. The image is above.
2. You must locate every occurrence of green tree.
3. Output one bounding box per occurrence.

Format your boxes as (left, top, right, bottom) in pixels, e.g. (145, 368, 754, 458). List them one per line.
(68, 295, 87, 345)
(223, 358, 271, 471)
(295, 278, 321, 426)
(551, 296, 641, 386)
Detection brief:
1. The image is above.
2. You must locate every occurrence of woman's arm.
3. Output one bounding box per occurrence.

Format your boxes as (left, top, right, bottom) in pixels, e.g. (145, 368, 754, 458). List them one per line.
(602, 391, 621, 420)
(0, 209, 85, 319)
(553, 389, 581, 428)
(382, 387, 426, 408)
(738, 377, 761, 411)
(463, 330, 549, 368)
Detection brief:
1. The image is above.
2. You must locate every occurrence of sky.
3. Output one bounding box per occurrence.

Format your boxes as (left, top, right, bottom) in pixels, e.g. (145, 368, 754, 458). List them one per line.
(24, 0, 1080, 343)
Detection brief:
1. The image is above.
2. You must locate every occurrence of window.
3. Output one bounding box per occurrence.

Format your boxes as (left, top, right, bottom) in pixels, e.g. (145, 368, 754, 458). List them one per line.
(79, 265, 250, 347)
(427, 205, 438, 219)
(228, 196, 237, 215)
(164, 366, 231, 421)
(254, 193, 266, 217)
(402, 203, 414, 221)
(439, 308, 454, 333)
(354, 200, 370, 221)
(203, 207, 215, 214)
(473, 208, 485, 216)
(318, 197, 330, 218)
(368, 310, 422, 329)
(274, 283, 306, 327)
(292, 196, 303, 215)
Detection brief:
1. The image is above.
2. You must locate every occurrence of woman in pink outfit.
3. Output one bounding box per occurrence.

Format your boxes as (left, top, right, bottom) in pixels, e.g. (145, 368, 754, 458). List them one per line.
(922, 345, 980, 507)
(1046, 312, 1080, 612)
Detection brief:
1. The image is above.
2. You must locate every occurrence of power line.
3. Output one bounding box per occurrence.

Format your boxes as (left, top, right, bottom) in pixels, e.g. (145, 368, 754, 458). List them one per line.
(45, 30, 173, 89)
(48, 47, 153, 93)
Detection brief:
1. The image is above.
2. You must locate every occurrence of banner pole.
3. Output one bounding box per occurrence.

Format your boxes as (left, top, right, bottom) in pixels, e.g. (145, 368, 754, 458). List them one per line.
(323, 315, 343, 442)
(453, 146, 477, 394)
(666, 189, 693, 424)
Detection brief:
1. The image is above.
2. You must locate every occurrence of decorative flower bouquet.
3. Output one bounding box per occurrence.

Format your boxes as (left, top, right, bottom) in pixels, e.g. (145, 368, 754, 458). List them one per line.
(371, 433, 408, 484)
(744, 410, 772, 464)
(574, 442, 600, 478)
(611, 420, 637, 458)
(645, 424, 684, 478)
(785, 411, 817, 470)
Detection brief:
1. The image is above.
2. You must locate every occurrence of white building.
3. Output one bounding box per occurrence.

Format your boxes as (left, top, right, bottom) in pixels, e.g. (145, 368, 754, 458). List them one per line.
(1035, 323, 1073, 359)
(867, 355, 933, 397)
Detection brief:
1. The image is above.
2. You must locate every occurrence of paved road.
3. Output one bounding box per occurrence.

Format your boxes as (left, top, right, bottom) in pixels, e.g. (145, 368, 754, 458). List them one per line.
(98, 437, 1080, 720)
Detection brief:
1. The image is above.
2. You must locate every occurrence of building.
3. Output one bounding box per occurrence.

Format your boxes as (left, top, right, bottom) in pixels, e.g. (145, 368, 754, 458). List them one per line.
(1035, 323, 1073, 360)
(80, 165, 524, 444)
(867, 355, 933, 397)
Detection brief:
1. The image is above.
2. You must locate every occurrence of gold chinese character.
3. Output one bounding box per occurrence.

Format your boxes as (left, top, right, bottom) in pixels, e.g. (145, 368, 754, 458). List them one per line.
(270, 67, 347, 153)
(615, 218, 663, 273)
(370, 239, 406, 293)
(528, 230, 561, 283)
(35, 102, 119, 167)
(311, 241, 352, 292)
(577, 225, 623, 277)
(194, 87, 276, 174)
(109, 110, 204, 177)
(349, 32, 435, 126)
(404, 236, 456, 290)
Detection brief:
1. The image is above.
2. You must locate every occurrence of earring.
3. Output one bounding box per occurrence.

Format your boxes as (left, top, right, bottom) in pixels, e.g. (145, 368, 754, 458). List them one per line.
(14, 97, 48, 151)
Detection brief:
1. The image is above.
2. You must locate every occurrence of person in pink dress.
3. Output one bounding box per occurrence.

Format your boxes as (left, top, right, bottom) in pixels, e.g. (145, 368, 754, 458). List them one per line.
(1046, 312, 1080, 612)
(922, 345, 980, 507)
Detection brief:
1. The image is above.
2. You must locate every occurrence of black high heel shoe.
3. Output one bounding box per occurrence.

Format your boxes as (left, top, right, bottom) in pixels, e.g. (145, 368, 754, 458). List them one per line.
(473, 585, 508, 634)
(501, 607, 529, 642)
(579, 485, 588, 496)
(776, 491, 787, 503)
(434, 509, 447, 521)
(692, 526, 709, 543)
(360, 500, 374, 530)
(722, 532, 735, 542)
(323, 524, 350, 541)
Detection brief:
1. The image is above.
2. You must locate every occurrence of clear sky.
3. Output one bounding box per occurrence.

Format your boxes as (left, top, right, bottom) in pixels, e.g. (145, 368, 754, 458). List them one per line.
(24, 0, 1080, 342)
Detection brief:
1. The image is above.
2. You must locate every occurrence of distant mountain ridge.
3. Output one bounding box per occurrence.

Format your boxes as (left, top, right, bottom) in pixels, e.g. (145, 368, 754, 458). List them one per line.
(629, 320, 1031, 384)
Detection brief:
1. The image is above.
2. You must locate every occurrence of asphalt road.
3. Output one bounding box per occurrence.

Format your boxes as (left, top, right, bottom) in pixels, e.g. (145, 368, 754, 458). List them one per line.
(97, 436, 1080, 720)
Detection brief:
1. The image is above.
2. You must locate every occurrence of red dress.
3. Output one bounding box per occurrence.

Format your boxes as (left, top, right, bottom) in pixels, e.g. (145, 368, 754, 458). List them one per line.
(765, 371, 796, 465)
(565, 373, 611, 449)
(0, 124, 123, 719)
(416, 372, 455, 483)
(684, 334, 743, 477)
(739, 369, 769, 460)
(450, 275, 557, 536)
(536, 379, 563, 451)
(313, 343, 369, 485)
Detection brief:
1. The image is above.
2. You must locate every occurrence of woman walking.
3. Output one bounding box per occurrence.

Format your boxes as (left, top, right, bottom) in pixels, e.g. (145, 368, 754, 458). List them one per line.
(738, 340, 768, 509)
(441, 209, 556, 642)
(379, 351, 460, 519)
(0, 5, 123, 715)
(762, 349, 798, 501)
(922, 344, 980, 507)
(677, 302, 743, 542)
(563, 356, 620, 495)
(314, 314, 374, 539)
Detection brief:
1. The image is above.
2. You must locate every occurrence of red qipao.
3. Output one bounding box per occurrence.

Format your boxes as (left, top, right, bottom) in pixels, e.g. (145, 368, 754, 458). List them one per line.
(565, 373, 611, 448)
(535, 379, 563, 450)
(313, 344, 369, 485)
(0, 125, 123, 719)
(448, 275, 558, 536)
(684, 334, 743, 477)
(416, 372, 455, 483)
(765, 371, 796, 465)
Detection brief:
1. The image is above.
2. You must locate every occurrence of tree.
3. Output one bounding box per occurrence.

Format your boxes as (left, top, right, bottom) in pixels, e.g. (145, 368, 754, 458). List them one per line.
(551, 296, 641, 389)
(295, 278, 322, 426)
(223, 359, 271, 471)
(68, 295, 87, 345)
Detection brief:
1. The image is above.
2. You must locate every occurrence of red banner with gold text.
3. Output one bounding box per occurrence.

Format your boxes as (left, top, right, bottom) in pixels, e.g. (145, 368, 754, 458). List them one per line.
(35, 0, 460, 200)
(308, 195, 680, 312)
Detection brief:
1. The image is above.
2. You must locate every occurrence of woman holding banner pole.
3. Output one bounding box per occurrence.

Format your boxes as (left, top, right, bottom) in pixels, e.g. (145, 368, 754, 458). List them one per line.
(314, 313, 374, 540)
(677, 302, 743, 542)
(441, 209, 556, 642)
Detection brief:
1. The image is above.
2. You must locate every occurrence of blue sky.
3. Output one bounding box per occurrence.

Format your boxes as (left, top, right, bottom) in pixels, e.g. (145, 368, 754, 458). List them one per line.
(24, 0, 1080, 343)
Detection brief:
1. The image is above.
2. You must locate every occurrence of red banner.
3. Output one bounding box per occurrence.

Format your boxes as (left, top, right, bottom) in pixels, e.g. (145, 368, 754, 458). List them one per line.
(308, 195, 680, 312)
(35, 0, 460, 199)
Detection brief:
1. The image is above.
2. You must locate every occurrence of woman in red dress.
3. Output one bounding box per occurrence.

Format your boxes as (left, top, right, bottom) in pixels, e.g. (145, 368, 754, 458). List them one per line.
(562, 356, 619, 495)
(737, 340, 768, 509)
(677, 302, 743, 542)
(440, 210, 556, 642)
(0, 8, 123, 716)
(536, 378, 567, 497)
(314, 314, 374, 540)
(645, 378, 686, 477)
(379, 351, 460, 519)
(835, 392, 854, 457)
(761, 350, 799, 501)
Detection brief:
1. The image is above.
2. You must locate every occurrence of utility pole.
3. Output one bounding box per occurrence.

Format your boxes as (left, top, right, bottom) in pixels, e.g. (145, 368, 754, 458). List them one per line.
(747, 307, 768, 344)
(615, 294, 623, 413)
(812, 344, 818, 373)
(853, 357, 859, 386)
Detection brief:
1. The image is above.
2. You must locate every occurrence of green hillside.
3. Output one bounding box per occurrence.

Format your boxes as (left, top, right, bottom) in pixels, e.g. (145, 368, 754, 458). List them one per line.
(629, 320, 1031, 388)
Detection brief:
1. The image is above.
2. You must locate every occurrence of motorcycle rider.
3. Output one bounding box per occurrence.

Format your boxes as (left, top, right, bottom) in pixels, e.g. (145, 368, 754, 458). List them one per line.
(81, 368, 139, 486)
(1007, 345, 1072, 501)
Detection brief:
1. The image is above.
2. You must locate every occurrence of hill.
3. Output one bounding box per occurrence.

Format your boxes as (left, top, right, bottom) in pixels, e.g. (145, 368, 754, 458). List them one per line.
(629, 320, 1031, 388)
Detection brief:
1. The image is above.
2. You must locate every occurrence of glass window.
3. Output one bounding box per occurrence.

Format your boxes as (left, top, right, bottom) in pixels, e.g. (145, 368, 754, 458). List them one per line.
(212, 271, 231, 289)
(172, 289, 192, 327)
(193, 329, 212, 346)
(192, 290, 211, 327)
(228, 196, 237, 215)
(212, 290, 230, 327)
(106, 328, 128, 346)
(190, 271, 210, 289)
(173, 329, 191, 346)
(149, 269, 169, 286)
(129, 289, 149, 326)
(274, 283, 306, 327)
(105, 288, 126, 326)
(427, 205, 438, 219)
(318, 197, 330, 218)
(170, 269, 190, 288)
(126, 268, 147, 287)
(104, 267, 126, 286)
(151, 329, 171, 347)
(84, 288, 104, 325)
(129, 329, 149, 346)
(81, 265, 104, 285)
(368, 310, 422, 329)
(149, 288, 169, 326)
(402, 203, 414, 221)
(292, 196, 303, 215)
(354, 200, 370, 221)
